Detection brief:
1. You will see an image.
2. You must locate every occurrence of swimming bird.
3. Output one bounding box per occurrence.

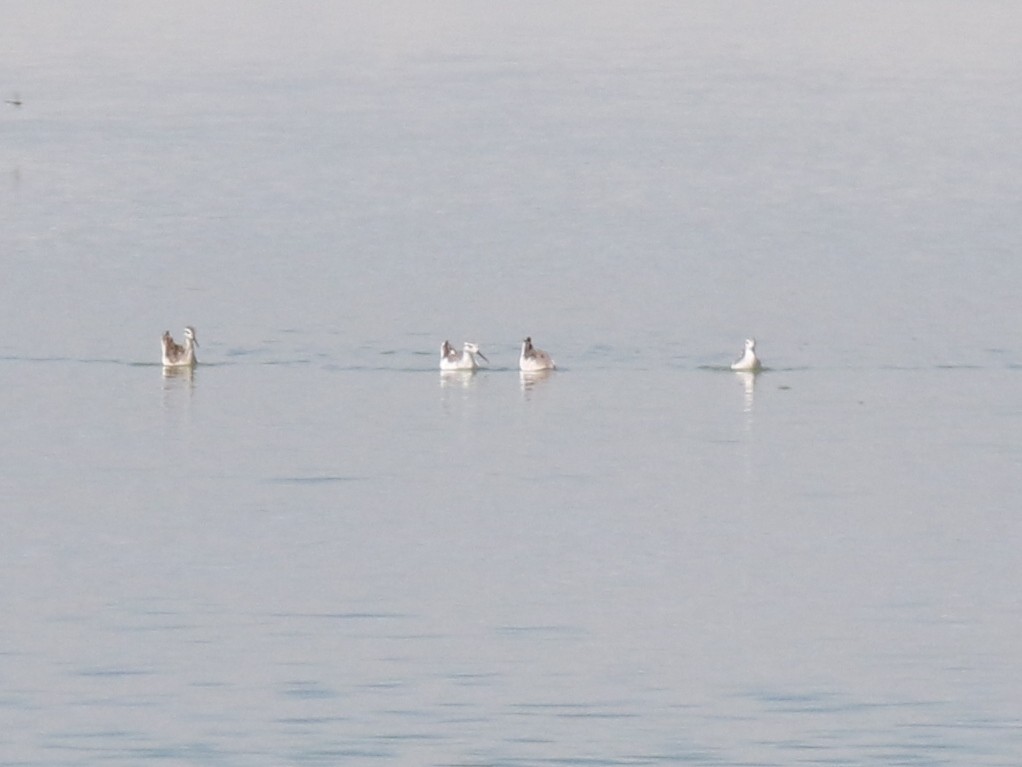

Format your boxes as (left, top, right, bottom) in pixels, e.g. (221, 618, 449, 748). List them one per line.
(162, 326, 198, 367)
(730, 338, 761, 372)
(519, 336, 555, 372)
(440, 340, 488, 371)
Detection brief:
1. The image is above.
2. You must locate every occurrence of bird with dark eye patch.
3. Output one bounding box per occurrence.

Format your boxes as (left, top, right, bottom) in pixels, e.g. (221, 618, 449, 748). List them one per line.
(440, 340, 488, 370)
(162, 326, 198, 367)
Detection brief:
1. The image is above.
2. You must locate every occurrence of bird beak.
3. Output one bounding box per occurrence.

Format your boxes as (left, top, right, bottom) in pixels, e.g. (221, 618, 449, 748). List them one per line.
(477, 351, 488, 363)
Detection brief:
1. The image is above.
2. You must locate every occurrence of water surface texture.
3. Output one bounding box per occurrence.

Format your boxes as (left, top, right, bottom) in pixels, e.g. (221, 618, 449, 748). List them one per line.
(2, 2, 1021, 765)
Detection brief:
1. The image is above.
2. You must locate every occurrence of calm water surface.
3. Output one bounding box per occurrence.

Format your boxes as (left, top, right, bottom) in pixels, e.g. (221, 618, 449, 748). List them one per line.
(2, 2, 1021, 765)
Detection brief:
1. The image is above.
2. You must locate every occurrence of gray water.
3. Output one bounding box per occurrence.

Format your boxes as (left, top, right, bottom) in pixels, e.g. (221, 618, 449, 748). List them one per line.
(2, 2, 1021, 765)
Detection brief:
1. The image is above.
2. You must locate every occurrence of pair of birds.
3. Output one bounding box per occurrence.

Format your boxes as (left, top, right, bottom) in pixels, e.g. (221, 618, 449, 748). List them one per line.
(163, 327, 759, 373)
(162, 327, 198, 367)
(441, 336, 556, 372)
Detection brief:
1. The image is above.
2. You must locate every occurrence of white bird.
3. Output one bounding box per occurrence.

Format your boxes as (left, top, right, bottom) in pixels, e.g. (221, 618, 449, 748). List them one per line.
(162, 327, 198, 367)
(519, 336, 555, 372)
(730, 338, 761, 372)
(440, 340, 488, 371)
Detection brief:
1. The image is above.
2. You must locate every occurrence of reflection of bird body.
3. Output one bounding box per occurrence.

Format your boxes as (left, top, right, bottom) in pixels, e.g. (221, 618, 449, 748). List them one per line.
(519, 337, 555, 372)
(440, 340, 488, 371)
(735, 371, 756, 412)
(730, 338, 761, 372)
(162, 327, 198, 367)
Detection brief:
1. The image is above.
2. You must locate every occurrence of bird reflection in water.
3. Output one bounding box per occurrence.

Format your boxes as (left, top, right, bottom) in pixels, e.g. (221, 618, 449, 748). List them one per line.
(440, 369, 479, 389)
(519, 369, 553, 395)
(162, 364, 195, 384)
(733, 370, 757, 413)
